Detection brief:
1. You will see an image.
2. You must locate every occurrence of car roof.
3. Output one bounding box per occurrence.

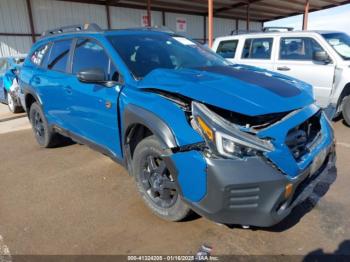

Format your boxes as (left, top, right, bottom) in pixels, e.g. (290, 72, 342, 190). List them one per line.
(214, 30, 343, 41)
(38, 27, 173, 41)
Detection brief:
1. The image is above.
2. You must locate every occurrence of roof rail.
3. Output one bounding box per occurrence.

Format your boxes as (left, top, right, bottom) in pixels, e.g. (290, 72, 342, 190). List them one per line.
(230, 29, 262, 35)
(41, 23, 102, 37)
(263, 27, 294, 32)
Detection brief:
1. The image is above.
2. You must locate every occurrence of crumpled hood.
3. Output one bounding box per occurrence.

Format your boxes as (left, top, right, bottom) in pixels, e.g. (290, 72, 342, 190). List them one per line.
(138, 65, 314, 116)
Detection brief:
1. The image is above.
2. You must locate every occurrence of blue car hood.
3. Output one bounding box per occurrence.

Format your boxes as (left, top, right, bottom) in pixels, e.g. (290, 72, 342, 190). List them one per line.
(138, 65, 314, 116)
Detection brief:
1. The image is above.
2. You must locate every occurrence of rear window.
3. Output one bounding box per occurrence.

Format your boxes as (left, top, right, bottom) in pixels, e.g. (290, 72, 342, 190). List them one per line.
(241, 38, 273, 59)
(47, 39, 72, 72)
(216, 40, 238, 59)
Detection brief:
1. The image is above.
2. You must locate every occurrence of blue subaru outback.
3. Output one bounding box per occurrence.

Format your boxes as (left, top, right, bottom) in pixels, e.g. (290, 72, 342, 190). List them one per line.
(20, 24, 336, 227)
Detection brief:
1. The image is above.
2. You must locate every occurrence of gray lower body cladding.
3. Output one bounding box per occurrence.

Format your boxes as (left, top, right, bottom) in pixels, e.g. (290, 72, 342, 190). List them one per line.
(181, 145, 336, 227)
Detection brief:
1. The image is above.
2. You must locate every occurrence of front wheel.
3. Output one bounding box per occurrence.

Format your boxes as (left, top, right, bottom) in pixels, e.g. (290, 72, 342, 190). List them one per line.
(7, 92, 23, 113)
(342, 96, 350, 126)
(132, 135, 191, 221)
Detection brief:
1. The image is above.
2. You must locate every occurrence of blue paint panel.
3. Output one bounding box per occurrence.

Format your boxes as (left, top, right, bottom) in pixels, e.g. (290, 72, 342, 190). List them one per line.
(170, 150, 207, 202)
(258, 104, 334, 178)
(138, 67, 314, 116)
(119, 86, 203, 147)
(198, 66, 301, 97)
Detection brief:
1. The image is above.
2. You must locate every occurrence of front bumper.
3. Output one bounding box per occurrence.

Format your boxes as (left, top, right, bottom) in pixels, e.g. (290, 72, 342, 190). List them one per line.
(167, 143, 336, 227)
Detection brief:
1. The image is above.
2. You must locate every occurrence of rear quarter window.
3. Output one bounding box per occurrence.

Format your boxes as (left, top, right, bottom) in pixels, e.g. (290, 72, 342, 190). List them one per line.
(216, 40, 238, 59)
(30, 44, 51, 67)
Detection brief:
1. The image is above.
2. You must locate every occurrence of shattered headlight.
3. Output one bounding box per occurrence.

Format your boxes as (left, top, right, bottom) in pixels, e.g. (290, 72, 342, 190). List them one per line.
(191, 102, 274, 158)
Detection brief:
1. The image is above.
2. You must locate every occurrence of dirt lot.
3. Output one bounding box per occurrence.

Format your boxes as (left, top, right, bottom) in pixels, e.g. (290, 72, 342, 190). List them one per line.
(0, 108, 349, 257)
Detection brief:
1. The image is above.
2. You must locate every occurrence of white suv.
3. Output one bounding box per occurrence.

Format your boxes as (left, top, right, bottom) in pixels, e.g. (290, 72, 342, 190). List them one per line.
(212, 31, 350, 125)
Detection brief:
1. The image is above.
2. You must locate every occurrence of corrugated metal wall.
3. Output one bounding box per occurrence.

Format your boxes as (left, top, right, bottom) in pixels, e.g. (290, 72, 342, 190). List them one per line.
(165, 12, 204, 41)
(0, 0, 262, 57)
(212, 17, 237, 38)
(32, 0, 108, 33)
(0, 0, 31, 56)
(110, 7, 162, 29)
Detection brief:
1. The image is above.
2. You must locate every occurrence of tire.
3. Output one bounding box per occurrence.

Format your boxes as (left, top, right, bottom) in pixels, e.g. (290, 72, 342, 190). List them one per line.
(342, 96, 350, 126)
(132, 135, 191, 221)
(29, 102, 63, 148)
(7, 92, 23, 113)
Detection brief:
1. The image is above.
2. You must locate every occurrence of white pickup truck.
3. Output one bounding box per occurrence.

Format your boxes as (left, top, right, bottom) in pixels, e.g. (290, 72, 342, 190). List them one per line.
(212, 30, 350, 125)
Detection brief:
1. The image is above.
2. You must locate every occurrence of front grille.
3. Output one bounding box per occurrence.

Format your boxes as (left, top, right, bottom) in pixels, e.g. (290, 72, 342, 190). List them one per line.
(286, 111, 322, 160)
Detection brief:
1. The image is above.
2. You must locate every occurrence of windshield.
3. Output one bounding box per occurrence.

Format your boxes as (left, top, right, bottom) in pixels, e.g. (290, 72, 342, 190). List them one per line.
(322, 33, 350, 60)
(108, 33, 231, 79)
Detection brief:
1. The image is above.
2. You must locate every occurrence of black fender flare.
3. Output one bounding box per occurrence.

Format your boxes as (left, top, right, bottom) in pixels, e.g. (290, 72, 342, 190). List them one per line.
(123, 104, 178, 149)
(24, 89, 43, 113)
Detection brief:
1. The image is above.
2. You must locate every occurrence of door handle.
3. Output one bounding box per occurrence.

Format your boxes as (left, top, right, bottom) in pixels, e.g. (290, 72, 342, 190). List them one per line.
(277, 66, 291, 71)
(64, 86, 72, 94)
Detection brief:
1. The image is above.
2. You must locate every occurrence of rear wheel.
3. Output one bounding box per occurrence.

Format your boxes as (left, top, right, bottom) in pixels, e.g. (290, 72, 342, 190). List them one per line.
(29, 102, 63, 148)
(342, 96, 350, 126)
(7, 92, 23, 113)
(132, 135, 191, 221)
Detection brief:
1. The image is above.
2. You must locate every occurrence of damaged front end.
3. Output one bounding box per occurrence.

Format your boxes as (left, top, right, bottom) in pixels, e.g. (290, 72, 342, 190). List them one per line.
(161, 97, 336, 227)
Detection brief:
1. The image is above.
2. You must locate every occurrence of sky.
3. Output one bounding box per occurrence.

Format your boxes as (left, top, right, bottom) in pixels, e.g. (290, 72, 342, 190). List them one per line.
(264, 3, 350, 34)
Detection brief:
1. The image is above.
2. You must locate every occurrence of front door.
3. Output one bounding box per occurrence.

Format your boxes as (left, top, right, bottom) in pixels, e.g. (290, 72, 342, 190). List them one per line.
(274, 37, 335, 107)
(66, 38, 123, 158)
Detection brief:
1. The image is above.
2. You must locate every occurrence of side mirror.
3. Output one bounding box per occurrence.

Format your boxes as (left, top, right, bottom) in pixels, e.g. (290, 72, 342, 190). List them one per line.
(77, 68, 106, 84)
(313, 51, 331, 64)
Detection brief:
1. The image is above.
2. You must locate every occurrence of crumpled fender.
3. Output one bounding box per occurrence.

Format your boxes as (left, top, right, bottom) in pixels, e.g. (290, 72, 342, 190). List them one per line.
(120, 87, 208, 202)
(120, 86, 203, 148)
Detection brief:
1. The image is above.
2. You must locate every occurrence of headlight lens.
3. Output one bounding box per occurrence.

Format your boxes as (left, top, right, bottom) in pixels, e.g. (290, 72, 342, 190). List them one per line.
(191, 102, 274, 158)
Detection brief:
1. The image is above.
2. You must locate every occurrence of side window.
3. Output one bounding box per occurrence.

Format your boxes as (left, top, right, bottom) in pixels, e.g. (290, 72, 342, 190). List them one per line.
(31, 44, 51, 67)
(72, 39, 109, 79)
(216, 40, 238, 59)
(279, 37, 325, 60)
(48, 39, 72, 72)
(241, 38, 273, 59)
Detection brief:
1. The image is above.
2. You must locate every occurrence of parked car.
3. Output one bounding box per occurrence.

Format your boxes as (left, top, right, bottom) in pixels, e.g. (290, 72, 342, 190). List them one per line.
(0, 56, 26, 113)
(212, 30, 350, 125)
(20, 24, 336, 227)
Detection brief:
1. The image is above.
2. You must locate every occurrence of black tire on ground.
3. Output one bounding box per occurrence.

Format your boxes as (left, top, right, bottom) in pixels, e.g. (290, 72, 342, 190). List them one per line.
(29, 102, 63, 148)
(132, 135, 191, 222)
(7, 92, 24, 113)
(342, 96, 350, 126)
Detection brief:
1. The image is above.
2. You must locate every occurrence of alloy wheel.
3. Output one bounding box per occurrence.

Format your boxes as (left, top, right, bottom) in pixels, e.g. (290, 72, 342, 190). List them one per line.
(33, 110, 45, 144)
(141, 155, 178, 208)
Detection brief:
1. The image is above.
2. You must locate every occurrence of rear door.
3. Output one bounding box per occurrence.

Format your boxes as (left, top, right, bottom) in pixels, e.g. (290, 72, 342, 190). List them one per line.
(236, 37, 275, 70)
(65, 38, 123, 158)
(274, 36, 335, 107)
(33, 39, 73, 127)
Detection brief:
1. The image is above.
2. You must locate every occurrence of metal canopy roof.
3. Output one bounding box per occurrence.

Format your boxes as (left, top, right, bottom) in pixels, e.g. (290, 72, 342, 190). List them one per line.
(72, 0, 350, 22)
